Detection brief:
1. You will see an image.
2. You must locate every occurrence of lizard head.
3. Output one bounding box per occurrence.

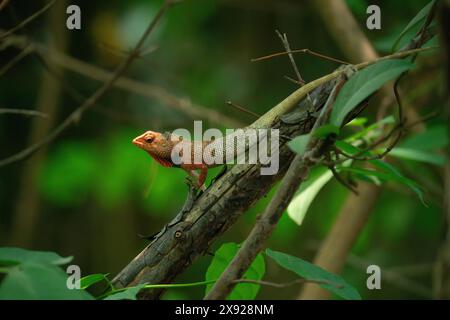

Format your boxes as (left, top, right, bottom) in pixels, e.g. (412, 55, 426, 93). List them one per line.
(133, 131, 165, 152)
(132, 131, 178, 167)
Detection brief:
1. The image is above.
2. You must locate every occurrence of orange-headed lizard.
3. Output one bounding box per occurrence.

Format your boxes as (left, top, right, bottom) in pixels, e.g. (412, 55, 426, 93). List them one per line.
(132, 128, 261, 190)
(132, 66, 354, 189)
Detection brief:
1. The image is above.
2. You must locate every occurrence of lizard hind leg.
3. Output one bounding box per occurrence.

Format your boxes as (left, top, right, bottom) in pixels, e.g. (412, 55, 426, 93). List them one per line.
(183, 167, 207, 191)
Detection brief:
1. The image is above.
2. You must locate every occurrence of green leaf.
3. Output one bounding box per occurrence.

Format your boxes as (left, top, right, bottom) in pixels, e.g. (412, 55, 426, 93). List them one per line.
(313, 125, 340, 139)
(335, 140, 371, 157)
(205, 243, 265, 300)
(266, 249, 361, 300)
(391, 0, 436, 52)
(330, 59, 415, 127)
(399, 125, 448, 151)
(389, 148, 446, 166)
(345, 117, 368, 127)
(335, 141, 426, 204)
(0, 247, 72, 266)
(80, 273, 110, 290)
(288, 134, 311, 155)
(287, 167, 333, 225)
(104, 284, 145, 300)
(0, 261, 94, 300)
(340, 166, 425, 204)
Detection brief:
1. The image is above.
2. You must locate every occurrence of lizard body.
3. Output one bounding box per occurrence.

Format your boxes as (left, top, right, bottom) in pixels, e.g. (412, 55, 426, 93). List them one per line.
(132, 69, 348, 188)
(132, 127, 265, 188)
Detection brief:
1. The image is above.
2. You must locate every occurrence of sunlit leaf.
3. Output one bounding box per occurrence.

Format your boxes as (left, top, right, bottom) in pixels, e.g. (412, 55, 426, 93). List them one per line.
(313, 125, 340, 139)
(287, 167, 333, 226)
(266, 249, 361, 300)
(80, 273, 109, 290)
(346, 117, 368, 127)
(330, 60, 415, 127)
(205, 243, 265, 300)
(104, 284, 145, 300)
(288, 134, 311, 155)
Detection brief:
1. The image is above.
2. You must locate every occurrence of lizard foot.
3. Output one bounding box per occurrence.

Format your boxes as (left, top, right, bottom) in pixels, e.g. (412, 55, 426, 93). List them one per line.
(184, 176, 205, 192)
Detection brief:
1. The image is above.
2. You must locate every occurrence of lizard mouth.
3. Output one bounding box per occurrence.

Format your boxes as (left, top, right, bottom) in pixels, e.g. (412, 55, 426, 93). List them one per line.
(132, 137, 144, 147)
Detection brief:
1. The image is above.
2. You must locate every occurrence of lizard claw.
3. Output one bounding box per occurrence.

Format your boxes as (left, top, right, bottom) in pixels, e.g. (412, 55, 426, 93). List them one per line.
(184, 176, 206, 192)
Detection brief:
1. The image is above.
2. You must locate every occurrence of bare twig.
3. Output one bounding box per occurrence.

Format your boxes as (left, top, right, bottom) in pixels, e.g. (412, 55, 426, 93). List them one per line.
(284, 75, 305, 85)
(226, 101, 260, 119)
(328, 164, 358, 195)
(252, 48, 350, 65)
(0, 0, 56, 40)
(0, 44, 33, 77)
(98, 42, 158, 59)
(0, 0, 174, 168)
(0, 108, 48, 118)
(3, 33, 241, 127)
(276, 30, 304, 85)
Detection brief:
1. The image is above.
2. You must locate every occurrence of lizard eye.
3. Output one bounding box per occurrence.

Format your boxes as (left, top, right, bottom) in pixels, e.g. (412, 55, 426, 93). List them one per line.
(145, 137, 154, 143)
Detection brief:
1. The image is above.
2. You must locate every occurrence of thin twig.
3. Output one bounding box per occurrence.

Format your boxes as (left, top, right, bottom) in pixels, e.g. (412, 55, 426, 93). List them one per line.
(0, 44, 33, 77)
(404, 111, 439, 130)
(331, 126, 403, 164)
(0, 0, 56, 40)
(252, 48, 350, 65)
(274, 30, 315, 109)
(328, 164, 358, 195)
(0, 0, 174, 168)
(2, 32, 241, 128)
(0, 108, 48, 118)
(226, 101, 260, 118)
(284, 75, 305, 85)
(98, 42, 158, 59)
(276, 30, 304, 84)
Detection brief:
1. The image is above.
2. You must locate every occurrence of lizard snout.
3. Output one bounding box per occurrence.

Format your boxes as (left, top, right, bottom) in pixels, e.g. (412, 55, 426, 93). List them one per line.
(132, 136, 145, 147)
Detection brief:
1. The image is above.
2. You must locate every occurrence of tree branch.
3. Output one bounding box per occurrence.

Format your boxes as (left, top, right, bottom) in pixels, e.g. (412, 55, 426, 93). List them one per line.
(2, 33, 242, 128)
(0, 108, 48, 118)
(0, 0, 56, 40)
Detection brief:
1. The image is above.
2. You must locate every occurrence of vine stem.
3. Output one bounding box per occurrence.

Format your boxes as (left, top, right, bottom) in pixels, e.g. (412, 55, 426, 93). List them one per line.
(98, 279, 216, 299)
